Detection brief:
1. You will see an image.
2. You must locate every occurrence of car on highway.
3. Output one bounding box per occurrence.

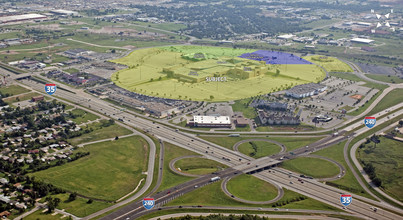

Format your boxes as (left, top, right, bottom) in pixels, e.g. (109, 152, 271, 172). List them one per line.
(289, 181, 293, 184)
(194, 185, 198, 188)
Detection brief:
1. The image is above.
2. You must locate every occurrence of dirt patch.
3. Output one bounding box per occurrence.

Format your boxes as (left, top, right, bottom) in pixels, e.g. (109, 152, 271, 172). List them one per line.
(33, 23, 62, 30)
(123, 45, 137, 49)
(350, 94, 363, 100)
(0, 50, 19, 54)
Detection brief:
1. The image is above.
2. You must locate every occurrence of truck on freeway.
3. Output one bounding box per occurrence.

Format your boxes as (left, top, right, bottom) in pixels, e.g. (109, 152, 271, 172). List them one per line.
(210, 176, 221, 182)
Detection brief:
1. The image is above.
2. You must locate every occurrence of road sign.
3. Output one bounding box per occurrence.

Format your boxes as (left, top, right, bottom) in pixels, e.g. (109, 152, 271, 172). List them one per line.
(364, 117, 376, 128)
(340, 194, 352, 207)
(45, 84, 57, 95)
(142, 198, 155, 210)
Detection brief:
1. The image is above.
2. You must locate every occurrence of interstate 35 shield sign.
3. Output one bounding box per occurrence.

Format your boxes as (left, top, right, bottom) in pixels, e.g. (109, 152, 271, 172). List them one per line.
(45, 84, 57, 95)
(142, 198, 155, 210)
(364, 117, 376, 128)
(340, 194, 352, 207)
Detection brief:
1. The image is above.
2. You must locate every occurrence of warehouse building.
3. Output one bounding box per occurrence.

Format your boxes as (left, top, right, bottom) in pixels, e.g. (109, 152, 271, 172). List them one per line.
(0, 14, 46, 24)
(350, 38, 374, 44)
(187, 116, 231, 128)
(286, 83, 327, 99)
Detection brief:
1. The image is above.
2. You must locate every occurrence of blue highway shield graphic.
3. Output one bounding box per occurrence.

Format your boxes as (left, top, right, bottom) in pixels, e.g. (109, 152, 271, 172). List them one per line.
(45, 84, 57, 95)
(142, 198, 155, 210)
(340, 194, 352, 206)
(364, 117, 376, 128)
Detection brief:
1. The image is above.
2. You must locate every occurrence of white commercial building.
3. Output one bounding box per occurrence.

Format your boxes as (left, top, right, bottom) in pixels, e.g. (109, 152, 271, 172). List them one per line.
(277, 34, 295, 40)
(50, 9, 79, 16)
(286, 83, 327, 99)
(350, 38, 374, 44)
(188, 116, 231, 128)
(0, 14, 46, 23)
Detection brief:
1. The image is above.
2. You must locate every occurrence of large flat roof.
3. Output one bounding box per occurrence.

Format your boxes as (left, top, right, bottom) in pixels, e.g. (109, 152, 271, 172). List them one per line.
(193, 116, 231, 125)
(351, 38, 374, 44)
(0, 14, 46, 23)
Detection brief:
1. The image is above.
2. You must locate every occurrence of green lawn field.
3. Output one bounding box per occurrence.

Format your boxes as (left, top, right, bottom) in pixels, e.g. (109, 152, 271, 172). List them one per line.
(174, 157, 227, 175)
(227, 174, 278, 201)
(158, 143, 197, 191)
(313, 141, 367, 196)
(367, 89, 403, 115)
(238, 141, 282, 158)
(0, 84, 30, 96)
(281, 157, 340, 178)
(358, 137, 403, 202)
(24, 210, 65, 220)
(111, 46, 326, 101)
(200, 136, 323, 152)
(68, 109, 100, 124)
(68, 121, 132, 145)
(31, 136, 149, 201)
(166, 180, 339, 211)
(303, 55, 353, 72)
(41, 193, 111, 217)
(3, 92, 42, 104)
(366, 74, 403, 84)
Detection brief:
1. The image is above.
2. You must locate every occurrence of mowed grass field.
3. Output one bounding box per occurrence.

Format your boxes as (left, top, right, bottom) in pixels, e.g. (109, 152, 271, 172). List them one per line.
(174, 157, 227, 175)
(227, 174, 278, 201)
(32, 136, 149, 201)
(358, 137, 403, 202)
(24, 210, 65, 220)
(40, 193, 110, 217)
(304, 55, 353, 72)
(68, 109, 100, 124)
(200, 136, 323, 152)
(238, 141, 282, 158)
(3, 92, 42, 104)
(313, 141, 366, 196)
(158, 143, 196, 191)
(111, 46, 325, 101)
(166, 180, 339, 211)
(366, 74, 403, 84)
(0, 84, 30, 96)
(68, 121, 132, 145)
(281, 157, 340, 178)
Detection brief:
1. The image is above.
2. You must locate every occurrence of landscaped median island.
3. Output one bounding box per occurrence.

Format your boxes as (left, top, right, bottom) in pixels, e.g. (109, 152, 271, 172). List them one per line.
(280, 157, 340, 179)
(237, 141, 282, 158)
(226, 174, 278, 202)
(165, 180, 340, 211)
(111, 46, 326, 101)
(174, 157, 228, 176)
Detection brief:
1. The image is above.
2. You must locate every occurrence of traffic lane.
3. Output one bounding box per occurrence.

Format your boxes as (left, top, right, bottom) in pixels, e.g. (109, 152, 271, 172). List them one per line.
(261, 172, 386, 220)
(22, 79, 249, 166)
(265, 168, 402, 220)
(112, 169, 239, 220)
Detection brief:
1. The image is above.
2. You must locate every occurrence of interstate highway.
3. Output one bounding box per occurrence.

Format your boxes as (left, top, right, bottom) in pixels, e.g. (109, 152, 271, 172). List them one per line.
(15, 77, 403, 219)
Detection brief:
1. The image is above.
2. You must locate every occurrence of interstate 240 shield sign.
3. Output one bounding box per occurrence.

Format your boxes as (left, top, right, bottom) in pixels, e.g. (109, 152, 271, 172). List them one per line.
(364, 117, 376, 128)
(45, 84, 57, 95)
(142, 198, 155, 210)
(340, 194, 352, 207)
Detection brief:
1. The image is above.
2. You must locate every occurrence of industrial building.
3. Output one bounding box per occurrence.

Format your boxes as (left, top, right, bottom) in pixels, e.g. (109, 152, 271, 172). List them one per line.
(285, 83, 327, 98)
(187, 116, 231, 128)
(0, 14, 46, 24)
(350, 38, 374, 44)
(50, 9, 79, 16)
